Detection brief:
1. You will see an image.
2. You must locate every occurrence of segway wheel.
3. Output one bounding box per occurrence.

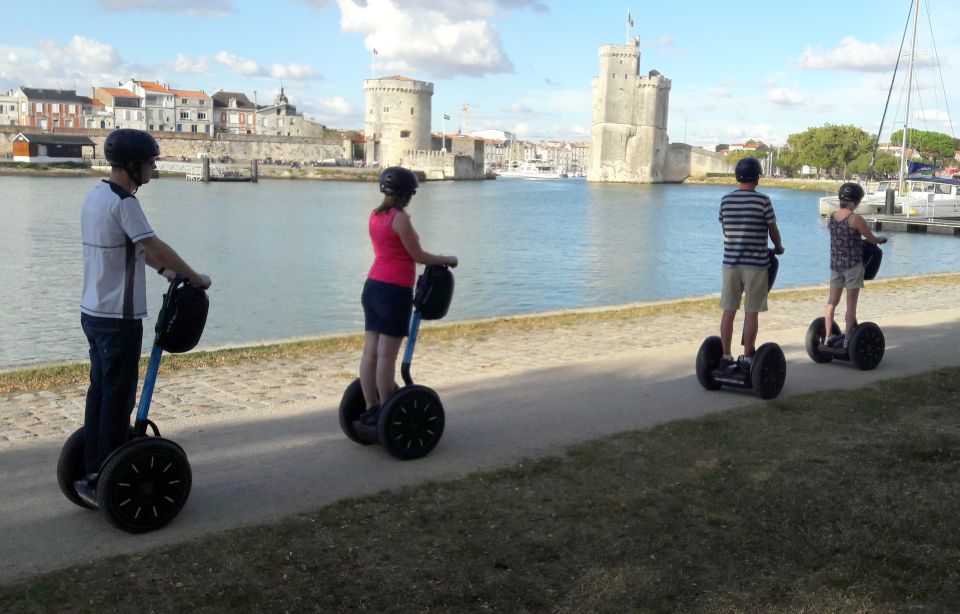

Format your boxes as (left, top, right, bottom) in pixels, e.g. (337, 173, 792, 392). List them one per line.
(57, 427, 97, 510)
(696, 336, 723, 391)
(805, 317, 841, 363)
(339, 378, 375, 445)
(848, 322, 885, 371)
(97, 437, 192, 533)
(378, 386, 445, 461)
(751, 343, 786, 400)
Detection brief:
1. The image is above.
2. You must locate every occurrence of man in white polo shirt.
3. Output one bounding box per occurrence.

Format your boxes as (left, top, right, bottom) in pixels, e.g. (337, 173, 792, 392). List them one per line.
(76, 129, 212, 503)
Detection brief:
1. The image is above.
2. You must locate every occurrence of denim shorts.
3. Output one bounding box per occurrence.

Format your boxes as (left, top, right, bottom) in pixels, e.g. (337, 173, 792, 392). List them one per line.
(361, 278, 413, 338)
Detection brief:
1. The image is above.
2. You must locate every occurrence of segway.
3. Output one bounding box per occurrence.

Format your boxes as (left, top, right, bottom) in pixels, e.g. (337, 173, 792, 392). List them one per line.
(696, 250, 787, 400)
(57, 278, 208, 533)
(339, 265, 454, 460)
(805, 241, 885, 370)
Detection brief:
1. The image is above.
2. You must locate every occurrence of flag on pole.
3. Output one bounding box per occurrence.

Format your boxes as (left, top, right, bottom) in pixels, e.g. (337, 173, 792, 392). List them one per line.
(443, 114, 451, 120)
(627, 12, 633, 27)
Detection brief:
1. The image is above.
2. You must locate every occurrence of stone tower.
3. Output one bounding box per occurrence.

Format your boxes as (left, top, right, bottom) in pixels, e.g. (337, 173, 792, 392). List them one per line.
(363, 76, 433, 168)
(587, 38, 672, 183)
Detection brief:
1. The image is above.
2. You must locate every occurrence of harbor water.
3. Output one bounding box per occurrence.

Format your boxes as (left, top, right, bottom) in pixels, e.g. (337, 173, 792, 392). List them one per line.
(2, 175, 959, 370)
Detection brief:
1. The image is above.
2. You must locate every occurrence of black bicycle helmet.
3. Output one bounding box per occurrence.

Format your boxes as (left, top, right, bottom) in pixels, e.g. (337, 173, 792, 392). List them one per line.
(838, 182, 865, 205)
(379, 166, 418, 197)
(734, 157, 763, 183)
(104, 129, 160, 187)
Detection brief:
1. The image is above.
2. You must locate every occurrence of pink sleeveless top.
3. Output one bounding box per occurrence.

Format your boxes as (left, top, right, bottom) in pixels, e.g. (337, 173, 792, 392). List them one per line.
(368, 208, 415, 287)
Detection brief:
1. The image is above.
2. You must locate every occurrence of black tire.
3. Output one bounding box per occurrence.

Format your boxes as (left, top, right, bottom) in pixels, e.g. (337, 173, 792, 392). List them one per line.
(848, 322, 885, 371)
(805, 317, 840, 363)
(339, 379, 375, 445)
(378, 386, 445, 460)
(696, 336, 723, 391)
(97, 437, 191, 533)
(751, 343, 786, 400)
(57, 427, 96, 510)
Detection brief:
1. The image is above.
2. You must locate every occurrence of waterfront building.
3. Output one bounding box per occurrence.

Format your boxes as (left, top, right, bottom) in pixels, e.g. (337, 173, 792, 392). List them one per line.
(170, 88, 214, 135)
(11, 88, 85, 129)
(363, 75, 433, 167)
(122, 80, 176, 132)
(212, 91, 257, 134)
(94, 87, 146, 130)
(11, 132, 95, 162)
(254, 87, 324, 138)
(77, 95, 112, 130)
(0, 92, 18, 126)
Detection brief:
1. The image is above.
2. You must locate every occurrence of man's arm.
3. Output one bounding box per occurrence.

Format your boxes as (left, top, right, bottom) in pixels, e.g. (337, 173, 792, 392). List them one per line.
(768, 222, 784, 254)
(140, 236, 211, 288)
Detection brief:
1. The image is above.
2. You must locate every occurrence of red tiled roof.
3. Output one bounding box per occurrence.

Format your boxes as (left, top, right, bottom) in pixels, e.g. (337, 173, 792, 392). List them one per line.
(99, 87, 139, 98)
(140, 81, 174, 94)
(170, 89, 210, 99)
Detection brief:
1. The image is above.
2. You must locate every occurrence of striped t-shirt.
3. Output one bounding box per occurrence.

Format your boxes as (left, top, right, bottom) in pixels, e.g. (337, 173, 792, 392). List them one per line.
(719, 189, 776, 268)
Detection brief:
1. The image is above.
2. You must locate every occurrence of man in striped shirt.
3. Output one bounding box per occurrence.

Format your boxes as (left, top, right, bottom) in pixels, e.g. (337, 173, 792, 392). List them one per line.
(718, 157, 784, 369)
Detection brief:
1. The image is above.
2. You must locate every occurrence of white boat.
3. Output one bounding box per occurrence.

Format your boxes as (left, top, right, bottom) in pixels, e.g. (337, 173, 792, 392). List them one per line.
(819, 178, 960, 218)
(497, 160, 567, 180)
(818, 0, 958, 219)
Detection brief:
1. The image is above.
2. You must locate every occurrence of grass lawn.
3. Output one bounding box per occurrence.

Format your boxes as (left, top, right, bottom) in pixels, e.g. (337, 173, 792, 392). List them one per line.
(2, 367, 959, 612)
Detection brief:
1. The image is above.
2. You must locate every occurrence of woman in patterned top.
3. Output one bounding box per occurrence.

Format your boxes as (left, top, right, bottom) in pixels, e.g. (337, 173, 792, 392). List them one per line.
(823, 182, 887, 347)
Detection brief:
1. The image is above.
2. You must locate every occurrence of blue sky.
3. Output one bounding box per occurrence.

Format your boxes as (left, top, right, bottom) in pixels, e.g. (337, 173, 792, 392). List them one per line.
(2, 0, 958, 147)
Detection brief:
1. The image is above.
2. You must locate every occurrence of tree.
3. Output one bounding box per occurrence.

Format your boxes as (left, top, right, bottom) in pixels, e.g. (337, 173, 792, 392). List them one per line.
(726, 150, 764, 166)
(889, 128, 956, 165)
(785, 124, 874, 178)
(848, 151, 899, 177)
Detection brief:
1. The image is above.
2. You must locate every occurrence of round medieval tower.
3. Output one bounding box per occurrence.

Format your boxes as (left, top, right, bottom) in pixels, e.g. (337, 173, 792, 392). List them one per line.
(363, 76, 433, 168)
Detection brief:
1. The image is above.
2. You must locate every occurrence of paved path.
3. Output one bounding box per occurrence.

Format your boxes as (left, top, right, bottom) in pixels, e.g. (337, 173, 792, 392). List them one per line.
(1, 279, 958, 584)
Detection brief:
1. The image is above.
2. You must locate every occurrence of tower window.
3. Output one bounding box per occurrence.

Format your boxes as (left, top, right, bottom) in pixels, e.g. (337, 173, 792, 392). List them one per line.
(400, 130, 411, 138)
(410, 107, 414, 115)
(383, 106, 389, 112)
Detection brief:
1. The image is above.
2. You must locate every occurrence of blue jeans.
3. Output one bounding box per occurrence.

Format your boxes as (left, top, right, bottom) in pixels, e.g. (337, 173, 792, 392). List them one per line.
(81, 314, 142, 474)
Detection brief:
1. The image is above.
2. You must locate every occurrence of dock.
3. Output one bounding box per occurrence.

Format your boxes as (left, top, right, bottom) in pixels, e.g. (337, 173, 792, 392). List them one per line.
(862, 214, 960, 237)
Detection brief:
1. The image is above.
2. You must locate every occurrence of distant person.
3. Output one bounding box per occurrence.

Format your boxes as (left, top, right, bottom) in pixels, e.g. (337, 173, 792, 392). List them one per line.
(717, 157, 785, 370)
(356, 167, 457, 426)
(822, 182, 887, 347)
(76, 129, 211, 504)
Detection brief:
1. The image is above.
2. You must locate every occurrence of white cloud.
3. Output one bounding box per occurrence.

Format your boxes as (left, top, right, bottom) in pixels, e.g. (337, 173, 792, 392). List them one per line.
(767, 88, 805, 106)
(914, 109, 954, 123)
(171, 53, 209, 75)
(796, 36, 937, 73)
(214, 51, 264, 77)
(506, 102, 534, 114)
(315, 96, 352, 115)
(723, 123, 778, 142)
(336, 0, 516, 78)
(269, 62, 321, 81)
(97, 0, 233, 16)
(708, 87, 731, 98)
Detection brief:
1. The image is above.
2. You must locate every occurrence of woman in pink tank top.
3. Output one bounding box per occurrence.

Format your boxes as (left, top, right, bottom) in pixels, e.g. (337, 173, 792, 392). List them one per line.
(357, 167, 458, 425)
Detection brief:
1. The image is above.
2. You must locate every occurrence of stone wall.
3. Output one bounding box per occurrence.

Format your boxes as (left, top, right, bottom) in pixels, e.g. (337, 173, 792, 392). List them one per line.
(403, 150, 485, 180)
(0, 125, 344, 162)
(664, 144, 731, 183)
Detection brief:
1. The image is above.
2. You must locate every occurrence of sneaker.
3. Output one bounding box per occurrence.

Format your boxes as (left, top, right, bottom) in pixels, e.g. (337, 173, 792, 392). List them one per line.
(827, 335, 846, 348)
(353, 405, 381, 429)
(740, 355, 753, 370)
(720, 356, 740, 373)
(73, 474, 99, 507)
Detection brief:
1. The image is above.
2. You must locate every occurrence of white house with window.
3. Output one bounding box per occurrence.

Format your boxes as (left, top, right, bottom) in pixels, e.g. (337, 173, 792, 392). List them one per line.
(0, 92, 18, 126)
(171, 88, 213, 135)
(122, 80, 176, 131)
(94, 87, 145, 130)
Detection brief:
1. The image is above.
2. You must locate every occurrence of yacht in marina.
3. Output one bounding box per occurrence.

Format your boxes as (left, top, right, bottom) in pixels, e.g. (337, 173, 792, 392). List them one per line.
(497, 160, 568, 180)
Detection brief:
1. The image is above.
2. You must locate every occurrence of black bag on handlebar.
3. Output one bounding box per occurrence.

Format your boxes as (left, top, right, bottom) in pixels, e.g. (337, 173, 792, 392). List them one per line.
(414, 265, 455, 320)
(863, 241, 883, 281)
(156, 279, 209, 353)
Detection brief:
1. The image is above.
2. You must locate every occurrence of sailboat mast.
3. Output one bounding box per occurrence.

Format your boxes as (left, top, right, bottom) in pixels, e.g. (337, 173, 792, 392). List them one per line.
(899, 0, 921, 196)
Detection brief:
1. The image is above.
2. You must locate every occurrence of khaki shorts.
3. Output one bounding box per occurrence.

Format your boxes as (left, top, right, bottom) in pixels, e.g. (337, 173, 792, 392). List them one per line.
(830, 263, 865, 290)
(720, 266, 769, 312)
